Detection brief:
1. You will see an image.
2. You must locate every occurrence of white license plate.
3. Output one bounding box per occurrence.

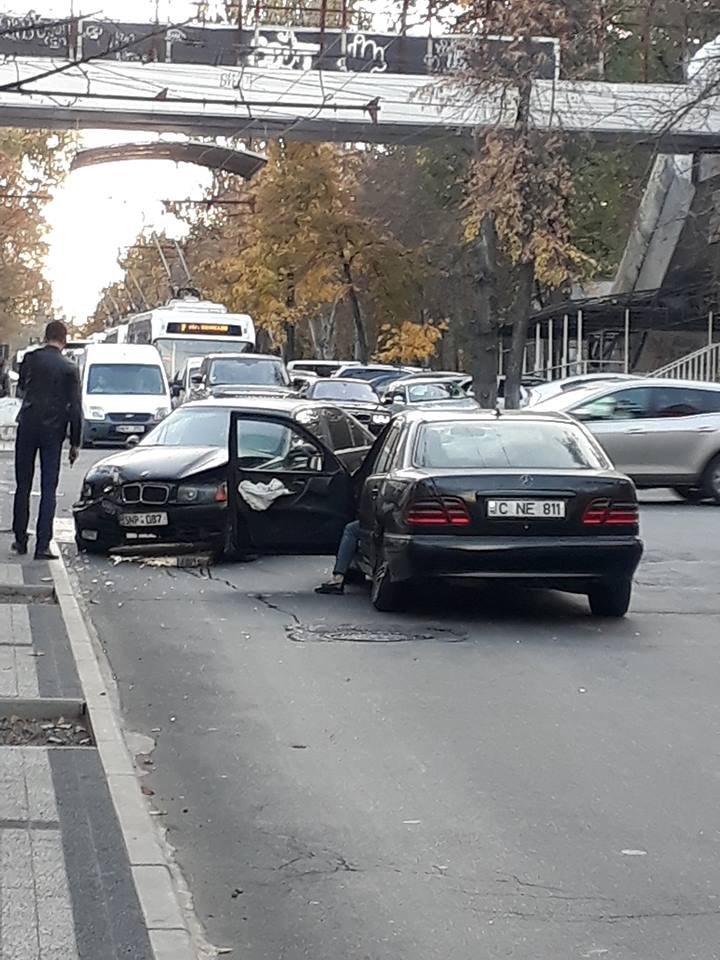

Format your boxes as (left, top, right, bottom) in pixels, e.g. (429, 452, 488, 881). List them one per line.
(487, 499, 566, 519)
(116, 424, 145, 434)
(120, 513, 168, 527)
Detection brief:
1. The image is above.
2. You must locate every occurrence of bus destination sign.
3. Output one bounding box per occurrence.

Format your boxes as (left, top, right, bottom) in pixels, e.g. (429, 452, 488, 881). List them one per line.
(167, 321, 247, 336)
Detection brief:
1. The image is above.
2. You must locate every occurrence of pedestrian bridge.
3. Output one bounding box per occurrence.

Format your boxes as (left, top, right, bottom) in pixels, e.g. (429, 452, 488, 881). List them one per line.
(0, 55, 719, 149)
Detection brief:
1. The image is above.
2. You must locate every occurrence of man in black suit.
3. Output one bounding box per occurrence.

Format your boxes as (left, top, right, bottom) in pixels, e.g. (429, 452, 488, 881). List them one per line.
(12, 321, 81, 560)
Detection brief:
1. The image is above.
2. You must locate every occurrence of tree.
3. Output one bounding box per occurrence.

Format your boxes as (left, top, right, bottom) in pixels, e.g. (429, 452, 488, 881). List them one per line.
(0, 130, 69, 349)
(170, 141, 426, 363)
(375, 320, 446, 365)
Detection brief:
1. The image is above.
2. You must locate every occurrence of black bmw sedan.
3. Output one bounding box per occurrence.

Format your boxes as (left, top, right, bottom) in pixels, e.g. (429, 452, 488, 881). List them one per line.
(353, 409, 644, 617)
(73, 397, 373, 555)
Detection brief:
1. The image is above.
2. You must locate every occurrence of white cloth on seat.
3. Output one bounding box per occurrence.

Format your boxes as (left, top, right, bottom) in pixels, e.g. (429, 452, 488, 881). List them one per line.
(238, 478, 292, 511)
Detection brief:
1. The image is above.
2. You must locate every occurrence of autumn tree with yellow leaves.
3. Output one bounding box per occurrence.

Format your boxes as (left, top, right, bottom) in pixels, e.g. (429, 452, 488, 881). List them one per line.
(0, 131, 69, 349)
(123, 141, 432, 364)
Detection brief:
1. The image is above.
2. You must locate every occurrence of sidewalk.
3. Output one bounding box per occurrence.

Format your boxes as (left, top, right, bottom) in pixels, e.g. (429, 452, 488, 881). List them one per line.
(0, 452, 197, 959)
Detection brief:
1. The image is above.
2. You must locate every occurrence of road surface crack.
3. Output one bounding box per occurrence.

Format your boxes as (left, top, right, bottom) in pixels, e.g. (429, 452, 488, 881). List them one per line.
(254, 592, 301, 625)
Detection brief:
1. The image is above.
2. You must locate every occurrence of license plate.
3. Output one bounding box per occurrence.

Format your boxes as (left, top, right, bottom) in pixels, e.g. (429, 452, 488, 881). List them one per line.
(487, 499, 566, 519)
(120, 513, 168, 527)
(116, 424, 144, 434)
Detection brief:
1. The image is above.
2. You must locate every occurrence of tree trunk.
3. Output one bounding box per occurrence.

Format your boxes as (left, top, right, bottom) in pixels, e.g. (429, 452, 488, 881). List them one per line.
(284, 323, 297, 361)
(504, 259, 535, 409)
(468, 214, 499, 409)
(339, 248, 369, 362)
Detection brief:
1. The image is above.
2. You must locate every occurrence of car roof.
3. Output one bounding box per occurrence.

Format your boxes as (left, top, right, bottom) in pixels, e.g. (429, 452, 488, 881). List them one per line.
(181, 396, 333, 415)
(84, 343, 160, 359)
(396, 408, 575, 425)
(535, 376, 720, 408)
(312, 378, 375, 387)
(201, 352, 282, 362)
(395, 375, 465, 385)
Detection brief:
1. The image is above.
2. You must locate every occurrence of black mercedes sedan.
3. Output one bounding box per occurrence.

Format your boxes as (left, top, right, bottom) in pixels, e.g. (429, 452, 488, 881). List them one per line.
(73, 397, 373, 555)
(299, 378, 392, 435)
(353, 409, 644, 616)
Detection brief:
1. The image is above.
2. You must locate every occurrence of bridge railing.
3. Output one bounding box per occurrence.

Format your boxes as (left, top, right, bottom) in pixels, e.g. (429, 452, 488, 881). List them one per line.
(651, 342, 720, 382)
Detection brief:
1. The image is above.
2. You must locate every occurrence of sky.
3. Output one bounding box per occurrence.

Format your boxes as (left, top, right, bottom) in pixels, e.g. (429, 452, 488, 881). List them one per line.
(30, 0, 224, 325)
(29, 0, 402, 324)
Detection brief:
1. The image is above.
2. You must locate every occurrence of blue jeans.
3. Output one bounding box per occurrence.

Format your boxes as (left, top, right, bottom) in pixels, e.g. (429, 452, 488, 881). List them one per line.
(334, 520, 360, 578)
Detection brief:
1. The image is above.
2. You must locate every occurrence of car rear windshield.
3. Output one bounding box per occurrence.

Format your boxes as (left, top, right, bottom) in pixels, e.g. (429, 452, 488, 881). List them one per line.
(208, 357, 288, 387)
(415, 420, 605, 470)
(313, 381, 377, 402)
(87, 364, 165, 396)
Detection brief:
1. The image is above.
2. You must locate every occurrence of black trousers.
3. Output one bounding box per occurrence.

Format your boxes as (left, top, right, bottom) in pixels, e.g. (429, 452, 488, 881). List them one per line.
(13, 421, 64, 549)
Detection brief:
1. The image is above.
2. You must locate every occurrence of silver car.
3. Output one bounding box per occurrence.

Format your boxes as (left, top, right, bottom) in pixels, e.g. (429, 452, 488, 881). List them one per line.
(382, 377, 479, 415)
(533, 378, 720, 502)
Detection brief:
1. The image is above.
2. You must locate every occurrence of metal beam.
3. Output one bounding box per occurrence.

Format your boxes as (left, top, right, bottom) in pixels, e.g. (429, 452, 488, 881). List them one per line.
(0, 58, 719, 148)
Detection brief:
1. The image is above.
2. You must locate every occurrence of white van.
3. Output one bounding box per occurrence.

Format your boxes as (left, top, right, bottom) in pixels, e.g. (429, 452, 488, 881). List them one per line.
(81, 343, 171, 447)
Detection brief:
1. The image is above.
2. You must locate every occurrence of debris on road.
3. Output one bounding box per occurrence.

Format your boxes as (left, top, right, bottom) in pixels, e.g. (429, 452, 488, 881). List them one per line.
(0, 715, 93, 746)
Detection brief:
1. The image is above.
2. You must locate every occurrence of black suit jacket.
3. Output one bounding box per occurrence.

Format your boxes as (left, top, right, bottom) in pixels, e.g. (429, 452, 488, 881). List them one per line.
(17, 345, 82, 446)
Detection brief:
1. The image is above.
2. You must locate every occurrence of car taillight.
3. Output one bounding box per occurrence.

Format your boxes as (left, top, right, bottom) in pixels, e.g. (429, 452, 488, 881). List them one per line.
(215, 482, 228, 503)
(406, 497, 470, 527)
(582, 499, 639, 529)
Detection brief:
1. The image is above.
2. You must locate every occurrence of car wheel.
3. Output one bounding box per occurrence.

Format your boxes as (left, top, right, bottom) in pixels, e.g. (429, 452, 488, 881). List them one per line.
(370, 547, 404, 612)
(674, 486, 705, 502)
(588, 580, 632, 618)
(702, 454, 720, 503)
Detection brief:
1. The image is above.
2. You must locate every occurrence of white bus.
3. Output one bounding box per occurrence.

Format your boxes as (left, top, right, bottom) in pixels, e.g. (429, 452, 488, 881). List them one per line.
(112, 294, 256, 379)
(104, 323, 128, 344)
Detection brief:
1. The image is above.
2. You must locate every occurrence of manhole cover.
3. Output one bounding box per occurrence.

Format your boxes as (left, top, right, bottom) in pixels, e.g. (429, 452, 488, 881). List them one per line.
(287, 624, 466, 644)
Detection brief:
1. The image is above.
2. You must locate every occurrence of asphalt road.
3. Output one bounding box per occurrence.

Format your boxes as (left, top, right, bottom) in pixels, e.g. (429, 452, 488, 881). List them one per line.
(55, 450, 720, 960)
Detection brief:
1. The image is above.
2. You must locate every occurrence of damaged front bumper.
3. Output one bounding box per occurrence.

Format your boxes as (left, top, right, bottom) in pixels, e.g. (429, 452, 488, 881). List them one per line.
(73, 498, 228, 553)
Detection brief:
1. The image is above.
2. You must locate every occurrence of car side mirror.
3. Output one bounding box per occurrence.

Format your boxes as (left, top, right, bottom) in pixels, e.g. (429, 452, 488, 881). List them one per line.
(381, 394, 394, 405)
(170, 383, 182, 398)
(124, 435, 141, 448)
(190, 373, 203, 385)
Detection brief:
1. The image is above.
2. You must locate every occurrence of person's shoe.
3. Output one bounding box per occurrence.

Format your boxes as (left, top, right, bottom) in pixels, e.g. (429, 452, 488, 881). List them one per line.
(10, 539, 28, 556)
(34, 547, 59, 561)
(314, 580, 344, 595)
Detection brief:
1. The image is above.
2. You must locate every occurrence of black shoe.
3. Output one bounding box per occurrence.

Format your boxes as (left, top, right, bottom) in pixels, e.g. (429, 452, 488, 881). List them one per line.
(34, 548, 59, 561)
(314, 580, 344, 595)
(11, 539, 28, 556)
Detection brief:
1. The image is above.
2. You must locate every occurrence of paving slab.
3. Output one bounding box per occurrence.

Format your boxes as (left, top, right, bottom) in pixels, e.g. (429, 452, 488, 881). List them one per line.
(0, 605, 31, 646)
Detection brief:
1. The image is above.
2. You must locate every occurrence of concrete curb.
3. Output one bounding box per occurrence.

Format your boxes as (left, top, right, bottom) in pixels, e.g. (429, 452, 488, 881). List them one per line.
(48, 551, 197, 960)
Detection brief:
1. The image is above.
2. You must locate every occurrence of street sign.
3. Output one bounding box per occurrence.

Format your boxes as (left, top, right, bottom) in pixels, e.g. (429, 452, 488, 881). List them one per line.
(0, 13, 559, 79)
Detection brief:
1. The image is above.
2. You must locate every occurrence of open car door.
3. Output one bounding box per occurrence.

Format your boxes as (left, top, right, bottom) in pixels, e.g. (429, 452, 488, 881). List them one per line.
(228, 411, 354, 554)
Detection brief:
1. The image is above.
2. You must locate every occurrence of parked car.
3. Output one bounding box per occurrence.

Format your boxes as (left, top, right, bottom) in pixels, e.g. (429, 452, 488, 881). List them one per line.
(224, 408, 643, 616)
(332, 364, 417, 382)
(382, 376, 479, 414)
(170, 356, 203, 407)
(299, 378, 391, 434)
(532, 378, 720, 502)
(288, 359, 359, 379)
(73, 397, 373, 555)
(80, 343, 171, 448)
(525, 373, 639, 407)
(191, 353, 291, 400)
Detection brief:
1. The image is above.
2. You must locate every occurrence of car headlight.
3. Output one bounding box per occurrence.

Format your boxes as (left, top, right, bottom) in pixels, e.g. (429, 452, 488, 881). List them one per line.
(176, 482, 227, 504)
(371, 413, 390, 424)
(153, 407, 170, 422)
(86, 407, 105, 421)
